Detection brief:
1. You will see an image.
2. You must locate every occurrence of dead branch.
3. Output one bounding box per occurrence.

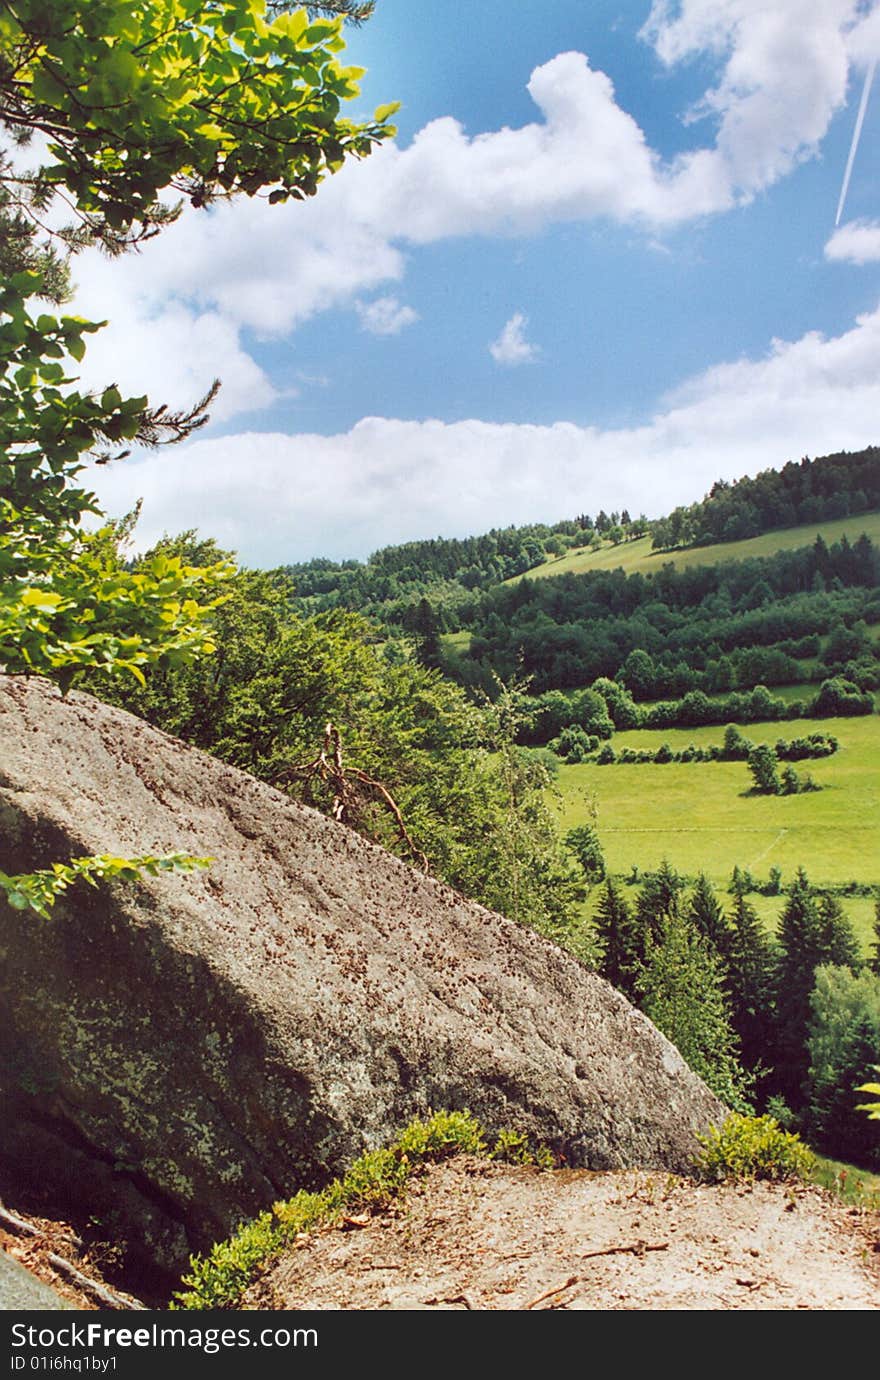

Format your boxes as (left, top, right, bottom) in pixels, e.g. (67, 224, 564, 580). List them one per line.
(438, 1292, 474, 1309)
(524, 1275, 580, 1309)
(273, 723, 430, 872)
(0, 1202, 40, 1238)
(46, 1253, 146, 1311)
(579, 1240, 669, 1261)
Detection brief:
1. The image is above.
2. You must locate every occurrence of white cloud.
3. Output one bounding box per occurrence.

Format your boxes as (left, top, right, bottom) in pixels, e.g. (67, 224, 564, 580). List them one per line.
(355, 295, 419, 335)
(845, 2, 880, 64)
(489, 312, 538, 366)
(64, 3, 870, 420)
(643, 0, 854, 199)
(825, 217, 880, 263)
(90, 301, 880, 566)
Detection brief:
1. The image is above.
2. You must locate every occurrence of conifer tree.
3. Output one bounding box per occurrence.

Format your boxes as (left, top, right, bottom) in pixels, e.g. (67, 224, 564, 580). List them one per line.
(818, 893, 861, 972)
(635, 858, 683, 940)
(594, 877, 640, 998)
(636, 912, 751, 1110)
(412, 598, 443, 670)
(773, 868, 824, 1104)
(729, 864, 749, 898)
(687, 873, 733, 957)
(628, 858, 685, 979)
(726, 891, 774, 1073)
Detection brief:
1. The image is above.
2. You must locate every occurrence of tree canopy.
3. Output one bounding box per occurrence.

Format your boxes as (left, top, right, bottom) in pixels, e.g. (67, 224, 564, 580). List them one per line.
(0, 1, 397, 253)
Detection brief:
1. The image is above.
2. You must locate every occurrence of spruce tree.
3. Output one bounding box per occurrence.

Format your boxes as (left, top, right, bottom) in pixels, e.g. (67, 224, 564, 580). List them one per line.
(635, 858, 683, 941)
(726, 891, 774, 1074)
(773, 868, 824, 1105)
(687, 873, 733, 957)
(412, 598, 443, 670)
(594, 878, 640, 998)
(729, 864, 749, 898)
(636, 913, 751, 1110)
(817, 893, 861, 971)
(626, 858, 685, 980)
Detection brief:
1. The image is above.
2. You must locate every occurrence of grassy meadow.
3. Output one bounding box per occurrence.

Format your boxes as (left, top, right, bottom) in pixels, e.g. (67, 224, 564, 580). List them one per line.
(522, 510, 880, 583)
(553, 712, 880, 950)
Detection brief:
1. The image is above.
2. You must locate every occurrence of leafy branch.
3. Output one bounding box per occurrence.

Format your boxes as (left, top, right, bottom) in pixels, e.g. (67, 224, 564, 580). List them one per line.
(0, 853, 213, 920)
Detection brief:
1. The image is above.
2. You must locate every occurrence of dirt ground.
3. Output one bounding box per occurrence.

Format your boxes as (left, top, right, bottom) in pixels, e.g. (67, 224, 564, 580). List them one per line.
(243, 1158, 880, 1311)
(3, 1158, 879, 1311)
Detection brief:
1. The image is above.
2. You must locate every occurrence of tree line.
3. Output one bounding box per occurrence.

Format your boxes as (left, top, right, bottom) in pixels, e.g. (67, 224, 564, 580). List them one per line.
(592, 863, 880, 1167)
(650, 448, 880, 551)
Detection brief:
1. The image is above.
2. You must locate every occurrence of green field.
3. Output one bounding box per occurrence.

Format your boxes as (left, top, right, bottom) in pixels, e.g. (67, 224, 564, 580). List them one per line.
(554, 712, 879, 948)
(442, 630, 472, 652)
(523, 510, 880, 582)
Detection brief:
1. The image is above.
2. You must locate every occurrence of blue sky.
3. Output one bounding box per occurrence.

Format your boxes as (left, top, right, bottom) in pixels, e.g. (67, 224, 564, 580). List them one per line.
(82, 1, 880, 564)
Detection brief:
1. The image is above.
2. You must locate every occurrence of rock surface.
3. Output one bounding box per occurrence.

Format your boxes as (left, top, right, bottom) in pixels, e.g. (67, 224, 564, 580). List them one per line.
(0, 676, 723, 1281)
(0, 1250, 78, 1311)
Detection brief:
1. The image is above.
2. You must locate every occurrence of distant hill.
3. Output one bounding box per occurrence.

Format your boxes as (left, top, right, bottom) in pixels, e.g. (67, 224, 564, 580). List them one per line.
(284, 448, 880, 638)
(522, 511, 880, 583)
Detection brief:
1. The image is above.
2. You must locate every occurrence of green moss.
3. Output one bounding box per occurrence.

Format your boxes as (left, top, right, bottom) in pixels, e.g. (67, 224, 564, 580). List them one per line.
(173, 1110, 547, 1310)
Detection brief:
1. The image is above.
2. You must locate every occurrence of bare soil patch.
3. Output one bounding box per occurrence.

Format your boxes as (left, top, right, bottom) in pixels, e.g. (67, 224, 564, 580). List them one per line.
(243, 1159, 880, 1311)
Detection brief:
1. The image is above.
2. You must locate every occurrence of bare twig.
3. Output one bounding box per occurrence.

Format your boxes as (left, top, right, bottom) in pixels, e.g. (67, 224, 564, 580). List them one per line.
(579, 1240, 669, 1261)
(524, 1275, 579, 1310)
(439, 1292, 474, 1309)
(46, 1253, 146, 1311)
(0, 1202, 40, 1238)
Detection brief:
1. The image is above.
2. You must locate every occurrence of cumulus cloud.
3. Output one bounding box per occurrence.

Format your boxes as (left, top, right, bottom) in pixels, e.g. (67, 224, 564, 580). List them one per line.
(90, 301, 880, 566)
(355, 295, 419, 335)
(845, 2, 880, 64)
(489, 313, 538, 365)
(64, 2, 871, 419)
(826, 217, 880, 263)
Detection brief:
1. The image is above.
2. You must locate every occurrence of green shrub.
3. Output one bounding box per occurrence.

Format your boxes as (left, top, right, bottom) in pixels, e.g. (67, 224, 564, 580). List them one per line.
(396, 1108, 486, 1159)
(490, 1128, 554, 1168)
(694, 1114, 815, 1183)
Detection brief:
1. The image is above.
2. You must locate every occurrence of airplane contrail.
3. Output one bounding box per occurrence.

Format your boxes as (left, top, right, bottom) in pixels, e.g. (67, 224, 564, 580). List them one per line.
(835, 57, 877, 227)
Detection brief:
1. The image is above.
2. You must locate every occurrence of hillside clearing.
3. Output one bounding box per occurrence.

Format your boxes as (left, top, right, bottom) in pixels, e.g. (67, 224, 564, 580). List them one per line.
(521, 510, 880, 582)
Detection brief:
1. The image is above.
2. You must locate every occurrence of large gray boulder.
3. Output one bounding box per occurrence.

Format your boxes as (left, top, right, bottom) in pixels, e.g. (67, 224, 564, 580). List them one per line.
(0, 676, 723, 1281)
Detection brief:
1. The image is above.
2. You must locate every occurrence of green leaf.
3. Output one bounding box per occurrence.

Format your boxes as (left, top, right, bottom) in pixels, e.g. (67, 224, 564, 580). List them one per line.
(19, 588, 64, 611)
